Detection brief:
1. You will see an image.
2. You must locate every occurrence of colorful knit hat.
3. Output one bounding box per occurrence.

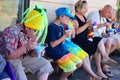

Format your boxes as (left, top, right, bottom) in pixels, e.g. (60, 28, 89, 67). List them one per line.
(22, 3, 48, 44)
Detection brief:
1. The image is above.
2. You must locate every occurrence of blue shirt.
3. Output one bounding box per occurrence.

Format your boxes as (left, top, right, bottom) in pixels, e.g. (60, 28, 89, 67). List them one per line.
(45, 23, 69, 60)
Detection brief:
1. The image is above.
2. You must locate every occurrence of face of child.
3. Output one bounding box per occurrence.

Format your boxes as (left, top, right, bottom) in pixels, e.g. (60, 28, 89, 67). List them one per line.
(60, 15, 71, 24)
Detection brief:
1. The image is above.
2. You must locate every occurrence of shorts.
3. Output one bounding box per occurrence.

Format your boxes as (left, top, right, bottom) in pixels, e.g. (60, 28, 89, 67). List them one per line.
(102, 37, 114, 43)
(63, 40, 88, 60)
(56, 53, 82, 72)
(9, 56, 54, 80)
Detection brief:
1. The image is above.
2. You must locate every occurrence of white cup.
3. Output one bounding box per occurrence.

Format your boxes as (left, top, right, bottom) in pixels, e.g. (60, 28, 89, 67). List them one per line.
(65, 30, 70, 32)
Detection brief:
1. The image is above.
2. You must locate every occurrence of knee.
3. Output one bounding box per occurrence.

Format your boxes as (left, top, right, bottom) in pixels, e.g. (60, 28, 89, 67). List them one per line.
(76, 62, 82, 68)
(114, 39, 120, 48)
(105, 40, 111, 48)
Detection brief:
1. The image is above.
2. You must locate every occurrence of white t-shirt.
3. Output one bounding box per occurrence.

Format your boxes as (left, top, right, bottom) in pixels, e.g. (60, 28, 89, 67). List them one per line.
(87, 10, 107, 37)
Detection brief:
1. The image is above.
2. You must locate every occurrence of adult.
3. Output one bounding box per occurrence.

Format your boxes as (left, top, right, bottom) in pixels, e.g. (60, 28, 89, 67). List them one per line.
(3, 5, 53, 80)
(87, 5, 119, 54)
(87, 4, 119, 77)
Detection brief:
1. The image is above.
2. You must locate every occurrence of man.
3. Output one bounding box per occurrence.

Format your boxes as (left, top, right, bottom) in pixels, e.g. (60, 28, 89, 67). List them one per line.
(87, 4, 119, 77)
(3, 4, 53, 80)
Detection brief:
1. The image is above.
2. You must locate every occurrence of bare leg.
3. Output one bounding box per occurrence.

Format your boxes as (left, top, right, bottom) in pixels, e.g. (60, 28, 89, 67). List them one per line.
(101, 39, 118, 77)
(94, 50, 108, 78)
(104, 39, 111, 55)
(97, 40, 117, 65)
(97, 40, 108, 58)
(38, 73, 49, 80)
(103, 40, 112, 68)
(60, 62, 82, 80)
(59, 72, 73, 80)
(109, 39, 119, 54)
(82, 56, 101, 80)
(103, 39, 116, 70)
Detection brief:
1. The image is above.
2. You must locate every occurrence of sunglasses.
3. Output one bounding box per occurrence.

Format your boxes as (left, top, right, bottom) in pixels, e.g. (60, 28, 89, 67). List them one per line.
(82, 1, 87, 4)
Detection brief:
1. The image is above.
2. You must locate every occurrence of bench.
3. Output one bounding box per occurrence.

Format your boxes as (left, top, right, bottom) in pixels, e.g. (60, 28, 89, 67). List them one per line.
(25, 55, 54, 74)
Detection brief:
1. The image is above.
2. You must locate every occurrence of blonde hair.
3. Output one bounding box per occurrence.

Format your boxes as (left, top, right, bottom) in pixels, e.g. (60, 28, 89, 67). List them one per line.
(75, 0, 87, 12)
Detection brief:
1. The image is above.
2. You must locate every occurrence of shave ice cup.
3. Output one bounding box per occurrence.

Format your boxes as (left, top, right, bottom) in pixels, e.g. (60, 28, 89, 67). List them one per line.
(64, 24, 70, 32)
(35, 43, 48, 60)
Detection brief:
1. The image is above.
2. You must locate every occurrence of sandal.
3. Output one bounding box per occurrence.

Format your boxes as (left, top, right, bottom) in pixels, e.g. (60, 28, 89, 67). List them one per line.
(103, 70, 114, 78)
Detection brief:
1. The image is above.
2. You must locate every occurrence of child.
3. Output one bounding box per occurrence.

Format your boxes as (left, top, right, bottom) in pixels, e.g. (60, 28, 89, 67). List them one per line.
(45, 7, 82, 80)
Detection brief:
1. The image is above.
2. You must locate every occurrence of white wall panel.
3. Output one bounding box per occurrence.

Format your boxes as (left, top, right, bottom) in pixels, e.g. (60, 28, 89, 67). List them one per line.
(30, 0, 118, 23)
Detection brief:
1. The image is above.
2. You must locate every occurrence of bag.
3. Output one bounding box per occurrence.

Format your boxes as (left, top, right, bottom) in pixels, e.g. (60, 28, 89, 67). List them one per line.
(5, 61, 17, 80)
(0, 55, 6, 74)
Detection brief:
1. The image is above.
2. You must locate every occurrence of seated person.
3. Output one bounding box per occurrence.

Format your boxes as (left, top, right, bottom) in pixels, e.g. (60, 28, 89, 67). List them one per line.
(3, 4, 53, 80)
(87, 4, 119, 77)
(72, 1, 116, 79)
(45, 7, 82, 80)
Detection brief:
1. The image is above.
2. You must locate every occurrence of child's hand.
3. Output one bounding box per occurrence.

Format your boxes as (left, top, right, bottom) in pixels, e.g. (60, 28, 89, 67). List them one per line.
(70, 28, 74, 33)
(64, 31, 71, 38)
(41, 50, 45, 56)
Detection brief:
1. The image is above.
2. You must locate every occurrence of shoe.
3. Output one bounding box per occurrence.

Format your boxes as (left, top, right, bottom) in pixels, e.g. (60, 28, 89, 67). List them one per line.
(103, 70, 114, 78)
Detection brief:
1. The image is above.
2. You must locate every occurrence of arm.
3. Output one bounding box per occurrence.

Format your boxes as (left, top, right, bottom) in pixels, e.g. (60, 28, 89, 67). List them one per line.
(4, 26, 36, 59)
(6, 44, 27, 59)
(6, 40, 36, 59)
(50, 32, 70, 48)
(71, 28, 75, 38)
(75, 20, 92, 35)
